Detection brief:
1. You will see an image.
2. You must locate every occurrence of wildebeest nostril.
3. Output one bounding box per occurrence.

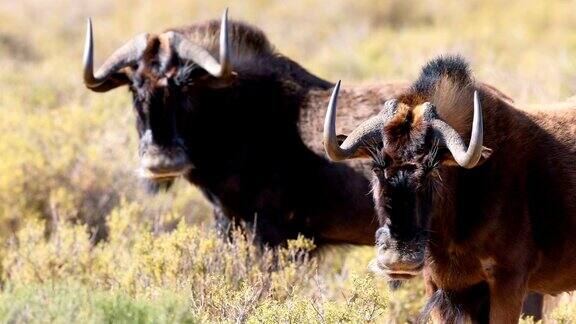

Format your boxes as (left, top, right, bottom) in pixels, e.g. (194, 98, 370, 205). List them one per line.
(375, 226, 391, 245)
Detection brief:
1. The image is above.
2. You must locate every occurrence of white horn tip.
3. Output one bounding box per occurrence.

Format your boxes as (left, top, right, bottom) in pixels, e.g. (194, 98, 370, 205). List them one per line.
(85, 18, 92, 36)
(83, 18, 94, 65)
(85, 18, 93, 38)
(329, 80, 341, 105)
(218, 8, 231, 76)
(334, 80, 341, 92)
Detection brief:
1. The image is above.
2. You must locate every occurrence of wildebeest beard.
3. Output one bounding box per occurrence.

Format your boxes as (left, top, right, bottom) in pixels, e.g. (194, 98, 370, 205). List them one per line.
(142, 176, 175, 193)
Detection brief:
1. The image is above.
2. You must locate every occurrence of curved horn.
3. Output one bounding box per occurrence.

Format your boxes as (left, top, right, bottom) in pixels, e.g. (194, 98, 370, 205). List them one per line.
(219, 8, 232, 76)
(323, 81, 387, 161)
(83, 18, 149, 89)
(432, 90, 485, 169)
(166, 32, 223, 77)
(169, 9, 232, 78)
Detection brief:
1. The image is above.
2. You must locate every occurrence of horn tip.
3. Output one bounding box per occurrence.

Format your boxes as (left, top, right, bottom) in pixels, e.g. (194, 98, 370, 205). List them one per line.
(218, 7, 231, 75)
(330, 80, 341, 100)
(84, 18, 93, 46)
(85, 18, 93, 33)
(83, 18, 93, 64)
(473, 90, 481, 112)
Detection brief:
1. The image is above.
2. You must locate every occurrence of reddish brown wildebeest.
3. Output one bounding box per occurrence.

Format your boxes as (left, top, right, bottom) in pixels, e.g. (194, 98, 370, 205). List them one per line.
(324, 56, 576, 322)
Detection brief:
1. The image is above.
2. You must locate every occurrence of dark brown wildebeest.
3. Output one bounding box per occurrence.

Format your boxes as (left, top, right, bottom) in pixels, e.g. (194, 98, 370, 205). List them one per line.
(324, 56, 576, 322)
(82, 10, 411, 246)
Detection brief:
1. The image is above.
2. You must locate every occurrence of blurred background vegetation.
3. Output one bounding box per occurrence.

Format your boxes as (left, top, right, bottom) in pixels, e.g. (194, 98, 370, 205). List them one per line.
(1, 0, 576, 322)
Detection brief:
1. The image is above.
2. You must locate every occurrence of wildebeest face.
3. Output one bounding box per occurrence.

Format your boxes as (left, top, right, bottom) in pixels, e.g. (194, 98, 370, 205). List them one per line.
(368, 110, 440, 279)
(323, 82, 491, 279)
(130, 65, 193, 189)
(82, 10, 235, 190)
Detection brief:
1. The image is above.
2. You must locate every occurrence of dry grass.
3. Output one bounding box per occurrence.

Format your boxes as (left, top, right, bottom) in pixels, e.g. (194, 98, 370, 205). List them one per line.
(1, 0, 575, 322)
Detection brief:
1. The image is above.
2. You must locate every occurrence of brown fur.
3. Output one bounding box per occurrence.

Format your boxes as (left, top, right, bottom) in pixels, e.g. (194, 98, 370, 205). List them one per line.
(368, 56, 576, 322)
(167, 19, 275, 65)
(301, 83, 410, 177)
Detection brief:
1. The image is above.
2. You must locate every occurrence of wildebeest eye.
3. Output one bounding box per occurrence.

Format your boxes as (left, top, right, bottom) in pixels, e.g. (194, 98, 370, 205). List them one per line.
(174, 61, 207, 86)
(371, 161, 384, 171)
(371, 153, 390, 173)
(371, 162, 387, 179)
(131, 74, 145, 88)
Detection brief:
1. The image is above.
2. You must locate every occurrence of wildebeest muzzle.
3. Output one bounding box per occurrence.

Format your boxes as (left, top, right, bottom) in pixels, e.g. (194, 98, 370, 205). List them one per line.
(369, 226, 425, 280)
(137, 130, 192, 181)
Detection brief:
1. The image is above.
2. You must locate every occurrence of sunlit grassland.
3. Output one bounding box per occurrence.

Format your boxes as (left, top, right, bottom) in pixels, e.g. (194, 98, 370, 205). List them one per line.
(1, 0, 576, 322)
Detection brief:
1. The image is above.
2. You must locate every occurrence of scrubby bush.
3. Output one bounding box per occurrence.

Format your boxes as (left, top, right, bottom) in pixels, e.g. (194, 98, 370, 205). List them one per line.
(1, 0, 576, 322)
(0, 201, 397, 322)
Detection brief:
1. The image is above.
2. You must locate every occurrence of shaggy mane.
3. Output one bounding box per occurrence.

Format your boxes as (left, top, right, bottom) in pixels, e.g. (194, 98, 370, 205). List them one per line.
(165, 19, 330, 89)
(167, 19, 276, 66)
(413, 55, 473, 96)
(398, 55, 477, 134)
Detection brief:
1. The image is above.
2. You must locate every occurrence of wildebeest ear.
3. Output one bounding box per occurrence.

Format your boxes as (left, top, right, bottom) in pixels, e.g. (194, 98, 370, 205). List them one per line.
(440, 146, 493, 167)
(476, 146, 494, 166)
(335, 134, 372, 159)
(336, 134, 348, 146)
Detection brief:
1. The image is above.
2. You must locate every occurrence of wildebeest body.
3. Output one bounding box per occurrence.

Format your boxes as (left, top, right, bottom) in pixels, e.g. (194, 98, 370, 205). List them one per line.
(83, 15, 409, 246)
(422, 96, 576, 322)
(323, 56, 576, 322)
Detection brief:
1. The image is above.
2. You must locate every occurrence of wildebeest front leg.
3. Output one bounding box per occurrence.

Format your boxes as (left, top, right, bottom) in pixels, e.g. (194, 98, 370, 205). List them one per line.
(250, 213, 287, 247)
(213, 204, 233, 239)
(213, 206, 285, 247)
(522, 292, 544, 320)
(488, 271, 527, 324)
(199, 189, 235, 240)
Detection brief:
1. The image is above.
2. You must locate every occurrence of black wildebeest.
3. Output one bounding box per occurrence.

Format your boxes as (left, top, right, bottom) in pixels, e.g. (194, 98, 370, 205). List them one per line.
(324, 56, 576, 322)
(82, 10, 410, 246)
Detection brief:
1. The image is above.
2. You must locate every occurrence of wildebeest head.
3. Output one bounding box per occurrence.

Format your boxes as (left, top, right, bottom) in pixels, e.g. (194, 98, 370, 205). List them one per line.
(323, 60, 493, 279)
(83, 10, 237, 190)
